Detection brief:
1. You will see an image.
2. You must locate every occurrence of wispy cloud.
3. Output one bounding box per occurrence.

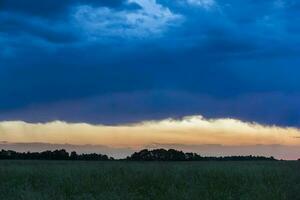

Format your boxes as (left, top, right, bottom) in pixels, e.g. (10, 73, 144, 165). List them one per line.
(185, 0, 216, 9)
(73, 0, 183, 39)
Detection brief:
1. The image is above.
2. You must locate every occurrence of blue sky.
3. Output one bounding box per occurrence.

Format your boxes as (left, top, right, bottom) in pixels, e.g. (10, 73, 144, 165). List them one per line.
(1, 0, 300, 126)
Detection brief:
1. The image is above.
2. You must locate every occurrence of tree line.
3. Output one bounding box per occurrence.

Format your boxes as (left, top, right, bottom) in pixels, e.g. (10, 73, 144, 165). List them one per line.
(0, 148, 277, 161)
(126, 149, 276, 161)
(0, 149, 113, 161)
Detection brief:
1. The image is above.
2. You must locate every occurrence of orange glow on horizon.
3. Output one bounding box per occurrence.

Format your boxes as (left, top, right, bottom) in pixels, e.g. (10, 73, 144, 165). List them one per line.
(1, 116, 300, 149)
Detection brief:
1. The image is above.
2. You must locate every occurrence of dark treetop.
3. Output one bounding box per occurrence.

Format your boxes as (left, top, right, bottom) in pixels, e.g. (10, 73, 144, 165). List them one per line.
(0, 149, 277, 161)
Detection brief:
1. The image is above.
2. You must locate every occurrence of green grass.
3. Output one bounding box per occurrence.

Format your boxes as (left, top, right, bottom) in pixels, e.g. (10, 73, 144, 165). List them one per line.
(0, 161, 299, 200)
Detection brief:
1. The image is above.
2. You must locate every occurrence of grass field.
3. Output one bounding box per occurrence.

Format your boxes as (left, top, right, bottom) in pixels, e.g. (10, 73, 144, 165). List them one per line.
(0, 161, 299, 200)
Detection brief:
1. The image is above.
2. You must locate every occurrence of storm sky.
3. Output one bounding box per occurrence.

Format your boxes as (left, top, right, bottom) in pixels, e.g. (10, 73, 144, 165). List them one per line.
(1, 0, 300, 159)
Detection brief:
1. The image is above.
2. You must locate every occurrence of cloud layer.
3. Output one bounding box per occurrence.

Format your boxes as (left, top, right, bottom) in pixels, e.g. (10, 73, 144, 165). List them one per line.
(0, 0, 300, 127)
(1, 115, 300, 159)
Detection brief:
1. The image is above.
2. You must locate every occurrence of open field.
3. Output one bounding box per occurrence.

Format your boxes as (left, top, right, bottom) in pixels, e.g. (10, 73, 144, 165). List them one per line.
(0, 161, 299, 200)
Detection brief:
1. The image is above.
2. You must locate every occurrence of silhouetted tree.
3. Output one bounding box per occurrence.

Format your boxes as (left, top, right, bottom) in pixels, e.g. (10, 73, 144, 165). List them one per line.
(126, 149, 277, 161)
(0, 149, 112, 161)
(70, 151, 78, 160)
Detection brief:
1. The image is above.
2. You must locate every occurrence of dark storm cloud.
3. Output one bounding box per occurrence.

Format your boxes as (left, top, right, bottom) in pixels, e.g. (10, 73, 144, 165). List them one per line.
(0, 0, 126, 18)
(0, 0, 300, 126)
(0, 0, 140, 44)
(0, 12, 78, 43)
(1, 91, 299, 127)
